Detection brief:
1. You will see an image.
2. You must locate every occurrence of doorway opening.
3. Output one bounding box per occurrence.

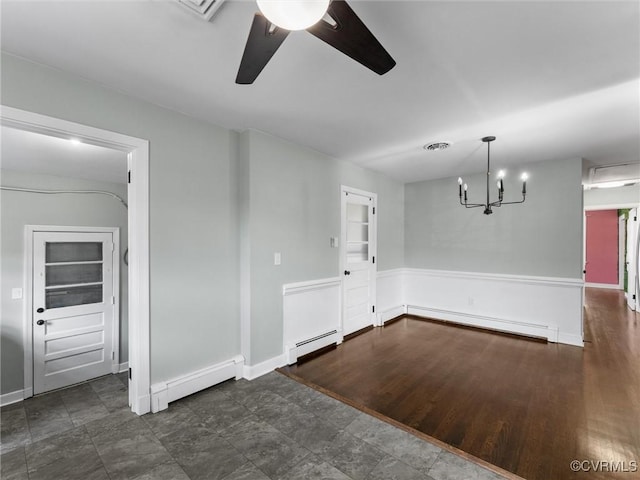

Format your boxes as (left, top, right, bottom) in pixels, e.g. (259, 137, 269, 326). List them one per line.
(583, 205, 640, 314)
(584, 209, 624, 289)
(0, 106, 151, 415)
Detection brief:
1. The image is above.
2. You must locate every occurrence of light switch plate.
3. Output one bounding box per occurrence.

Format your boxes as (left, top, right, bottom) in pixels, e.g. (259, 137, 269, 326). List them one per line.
(274, 252, 281, 266)
(11, 288, 23, 300)
(330, 237, 339, 248)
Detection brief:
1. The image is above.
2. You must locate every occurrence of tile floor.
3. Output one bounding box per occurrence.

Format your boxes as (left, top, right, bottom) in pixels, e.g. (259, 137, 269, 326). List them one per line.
(1, 371, 506, 480)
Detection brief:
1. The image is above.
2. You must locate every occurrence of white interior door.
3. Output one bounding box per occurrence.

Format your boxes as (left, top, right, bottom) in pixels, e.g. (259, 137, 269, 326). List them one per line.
(341, 187, 377, 337)
(33, 231, 117, 394)
(626, 209, 638, 311)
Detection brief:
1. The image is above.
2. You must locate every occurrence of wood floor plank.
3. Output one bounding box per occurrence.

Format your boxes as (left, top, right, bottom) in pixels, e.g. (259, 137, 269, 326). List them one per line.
(280, 288, 640, 480)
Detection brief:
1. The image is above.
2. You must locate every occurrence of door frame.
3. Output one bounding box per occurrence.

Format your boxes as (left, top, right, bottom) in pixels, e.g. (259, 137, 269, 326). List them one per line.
(1, 105, 151, 415)
(340, 185, 378, 336)
(627, 208, 640, 311)
(27, 226, 120, 393)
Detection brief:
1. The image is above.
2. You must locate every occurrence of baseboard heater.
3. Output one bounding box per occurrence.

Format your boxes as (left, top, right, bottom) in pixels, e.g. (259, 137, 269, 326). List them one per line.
(285, 329, 340, 365)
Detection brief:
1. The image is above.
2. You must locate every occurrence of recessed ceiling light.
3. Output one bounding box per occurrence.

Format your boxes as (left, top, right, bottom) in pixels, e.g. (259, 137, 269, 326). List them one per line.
(424, 142, 451, 152)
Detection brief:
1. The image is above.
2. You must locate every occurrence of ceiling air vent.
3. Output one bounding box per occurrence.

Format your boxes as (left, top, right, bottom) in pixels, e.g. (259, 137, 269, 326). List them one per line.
(424, 142, 451, 152)
(176, 0, 226, 21)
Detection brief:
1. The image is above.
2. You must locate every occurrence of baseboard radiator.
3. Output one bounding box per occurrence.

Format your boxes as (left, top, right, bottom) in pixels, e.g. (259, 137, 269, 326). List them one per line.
(150, 355, 244, 413)
(285, 329, 340, 364)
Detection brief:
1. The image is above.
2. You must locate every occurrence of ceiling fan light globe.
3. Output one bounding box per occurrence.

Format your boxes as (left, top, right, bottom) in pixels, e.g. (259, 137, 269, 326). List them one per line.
(256, 0, 330, 30)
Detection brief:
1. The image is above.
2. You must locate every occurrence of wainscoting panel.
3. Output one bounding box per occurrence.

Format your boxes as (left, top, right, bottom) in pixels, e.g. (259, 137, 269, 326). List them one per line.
(403, 269, 584, 346)
(283, 277, 342, 364)
(278, 269, 584, 376)
(377, 269, 405, 324)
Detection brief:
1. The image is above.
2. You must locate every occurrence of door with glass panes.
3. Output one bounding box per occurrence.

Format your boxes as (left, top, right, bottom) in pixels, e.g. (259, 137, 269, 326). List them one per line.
(341, 187, 377, 337)
(32, 230, 117, 394)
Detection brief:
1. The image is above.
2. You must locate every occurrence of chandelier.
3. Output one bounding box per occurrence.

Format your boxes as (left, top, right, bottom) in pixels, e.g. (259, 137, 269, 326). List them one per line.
(458, 136, 527, 215)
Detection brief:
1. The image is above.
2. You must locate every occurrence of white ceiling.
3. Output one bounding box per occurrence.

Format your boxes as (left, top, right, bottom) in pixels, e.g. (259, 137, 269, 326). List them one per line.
(1, 0, 638, 184)
(1, 126, 128, 184)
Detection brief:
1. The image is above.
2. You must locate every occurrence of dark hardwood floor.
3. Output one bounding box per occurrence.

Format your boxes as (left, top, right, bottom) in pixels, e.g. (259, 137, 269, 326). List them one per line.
(280, 288, 640, 480)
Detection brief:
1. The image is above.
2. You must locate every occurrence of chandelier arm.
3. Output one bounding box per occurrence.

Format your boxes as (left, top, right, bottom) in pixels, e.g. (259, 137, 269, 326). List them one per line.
(498, 195, 526, 206)
(459, 197, 485, 208)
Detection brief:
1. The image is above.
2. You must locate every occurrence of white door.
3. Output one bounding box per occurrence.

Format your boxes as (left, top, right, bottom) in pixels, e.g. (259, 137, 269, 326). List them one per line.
(341, 187, 377, 337)
(33, 231, 117, 394)
(626, 210, 638, 311)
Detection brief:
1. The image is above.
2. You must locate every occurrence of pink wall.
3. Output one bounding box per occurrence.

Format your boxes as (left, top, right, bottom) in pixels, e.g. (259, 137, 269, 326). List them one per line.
(585, 210, 619, 284)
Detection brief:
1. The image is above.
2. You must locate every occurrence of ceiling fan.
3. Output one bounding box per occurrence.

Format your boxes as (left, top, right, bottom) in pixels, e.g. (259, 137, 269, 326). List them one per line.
(236, 0, 396, 84)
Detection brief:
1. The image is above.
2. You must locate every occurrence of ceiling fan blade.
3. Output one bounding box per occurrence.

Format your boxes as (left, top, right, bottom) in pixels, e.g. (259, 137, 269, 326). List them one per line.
(306, 0, 395, 75)
(236, 13, 290, 84)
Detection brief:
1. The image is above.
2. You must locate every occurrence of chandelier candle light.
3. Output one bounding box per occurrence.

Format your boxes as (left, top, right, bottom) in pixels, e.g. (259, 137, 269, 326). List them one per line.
(458, 136, 527, 215)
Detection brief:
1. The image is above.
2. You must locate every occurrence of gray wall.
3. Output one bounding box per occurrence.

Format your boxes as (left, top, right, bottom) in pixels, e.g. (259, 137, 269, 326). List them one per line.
(1, 53, 240, 387)
(1, 170, 128, 393)
(239, 130, 404, 364)
(405, 157, 584, 278)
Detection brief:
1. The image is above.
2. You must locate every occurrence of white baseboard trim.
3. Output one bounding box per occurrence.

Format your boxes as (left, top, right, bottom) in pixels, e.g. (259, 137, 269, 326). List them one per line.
(0, 389, 25, 407)
(150, 355, 244, 413)
(136, 393, 151, 415)
(118, 362, 129, 374)
(407, 305, 558, 342)
(557, 332, 584, 347)
(243, 354, 287, 381)
(379, 305, 406, 324)
(23, 386, 33, 399)
(585, 282, 622, 290)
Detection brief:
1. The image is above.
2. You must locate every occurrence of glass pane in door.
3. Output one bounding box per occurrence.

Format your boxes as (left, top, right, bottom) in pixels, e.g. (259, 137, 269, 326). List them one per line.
(44, 241, 104, 309)
(46, 242, 102, 263)
(347, 223, 369, 242)
(46, 264, 103, 286)
(45, 285, 103, 309)
(347, 204, 368, 222)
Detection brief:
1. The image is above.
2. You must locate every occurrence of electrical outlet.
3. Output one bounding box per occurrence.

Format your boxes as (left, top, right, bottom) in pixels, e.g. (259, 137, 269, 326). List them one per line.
(11, 288, 23, 300)
(468, 297, 474, 306)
